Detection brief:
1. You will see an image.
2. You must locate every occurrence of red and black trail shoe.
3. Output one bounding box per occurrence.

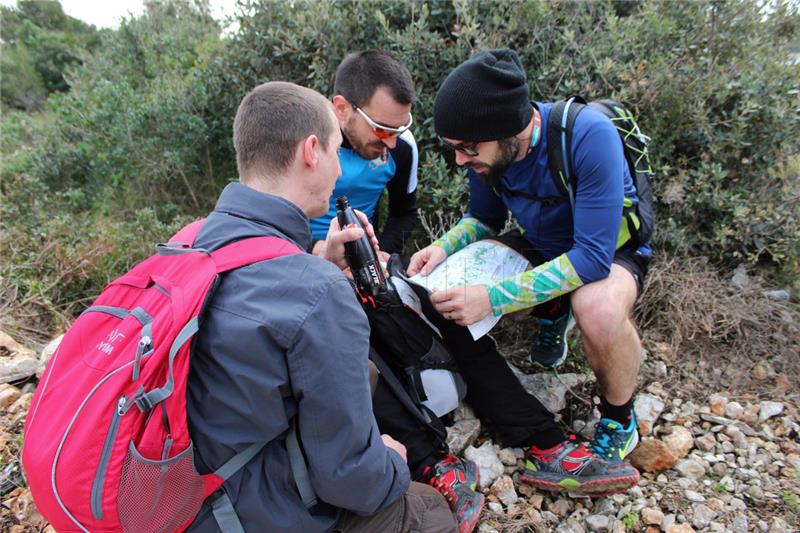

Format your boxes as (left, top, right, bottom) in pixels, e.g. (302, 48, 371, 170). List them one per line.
(420, 454, 485, 533)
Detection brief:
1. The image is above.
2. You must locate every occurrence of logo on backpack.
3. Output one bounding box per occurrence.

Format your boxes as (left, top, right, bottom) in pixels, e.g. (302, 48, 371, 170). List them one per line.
(95, 329, 126, 355)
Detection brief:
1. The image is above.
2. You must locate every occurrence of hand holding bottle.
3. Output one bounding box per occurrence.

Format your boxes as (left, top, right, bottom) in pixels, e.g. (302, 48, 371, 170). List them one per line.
(335, 197, 388, 296)
(323, 206, 380, 273)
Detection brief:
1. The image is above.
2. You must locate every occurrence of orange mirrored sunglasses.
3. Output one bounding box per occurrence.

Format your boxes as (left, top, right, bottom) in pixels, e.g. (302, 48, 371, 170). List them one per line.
(352, 104, 413, 140)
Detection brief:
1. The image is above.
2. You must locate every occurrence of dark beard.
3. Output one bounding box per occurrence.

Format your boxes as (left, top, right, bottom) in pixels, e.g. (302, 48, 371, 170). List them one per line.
(476, 137, 520, 189)
(350, 137, 384, 160)
(343, 119, 384, 160)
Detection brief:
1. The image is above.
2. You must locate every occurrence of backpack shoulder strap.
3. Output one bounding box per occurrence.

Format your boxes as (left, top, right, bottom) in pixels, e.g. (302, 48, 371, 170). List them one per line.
(211, 236, 302, 273)
(546, 96, 587, 210)
(165, 219, 304, 273)
(170, 218, 207, 245)
(136, 235, 303, 412)
(368, 348, 448, 445)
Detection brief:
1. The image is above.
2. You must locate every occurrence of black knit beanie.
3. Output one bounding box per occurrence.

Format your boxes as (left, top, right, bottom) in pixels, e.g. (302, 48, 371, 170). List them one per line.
(434, 48, 532, 142)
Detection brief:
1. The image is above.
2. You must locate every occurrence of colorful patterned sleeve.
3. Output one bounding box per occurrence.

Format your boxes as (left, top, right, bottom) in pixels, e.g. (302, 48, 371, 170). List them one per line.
(431, 217, 496, 256)
(487, 253, 584, 316)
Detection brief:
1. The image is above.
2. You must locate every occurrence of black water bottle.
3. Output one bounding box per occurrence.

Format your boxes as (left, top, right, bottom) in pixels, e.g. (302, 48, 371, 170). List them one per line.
(336, 196, 388, 297)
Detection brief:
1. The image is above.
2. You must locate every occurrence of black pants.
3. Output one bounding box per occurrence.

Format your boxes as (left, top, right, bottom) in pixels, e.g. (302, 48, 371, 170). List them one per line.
(372, 288, 561, 477)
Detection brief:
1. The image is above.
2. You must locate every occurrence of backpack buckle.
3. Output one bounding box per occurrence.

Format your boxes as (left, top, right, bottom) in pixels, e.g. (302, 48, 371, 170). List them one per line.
(135, 391, 155, 413)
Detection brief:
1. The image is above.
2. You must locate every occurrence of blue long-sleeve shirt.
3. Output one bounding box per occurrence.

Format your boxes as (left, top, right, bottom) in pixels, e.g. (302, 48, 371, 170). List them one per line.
(467, 101, 641, 284)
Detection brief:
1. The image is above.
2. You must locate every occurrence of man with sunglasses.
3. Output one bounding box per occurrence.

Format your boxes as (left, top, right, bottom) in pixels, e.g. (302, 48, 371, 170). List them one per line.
(408, 49, 652, 493)
(311, 51, 490, 533)
(310, 50, 419, 261)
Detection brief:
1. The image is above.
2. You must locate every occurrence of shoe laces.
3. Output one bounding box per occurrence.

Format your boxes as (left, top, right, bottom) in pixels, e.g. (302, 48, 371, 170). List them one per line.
(430, 478, 456, 505)
(536, 316, 565, 350)
(530, 437, 598, 474)
(530, 435, 578, 461)
(591, 422, 616, 457)
(437, 454, 461, 469)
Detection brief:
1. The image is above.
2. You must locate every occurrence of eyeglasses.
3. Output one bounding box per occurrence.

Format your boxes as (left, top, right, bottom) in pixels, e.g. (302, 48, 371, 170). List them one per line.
(352, 104, 413, 140)
(438, 136, 480, 157)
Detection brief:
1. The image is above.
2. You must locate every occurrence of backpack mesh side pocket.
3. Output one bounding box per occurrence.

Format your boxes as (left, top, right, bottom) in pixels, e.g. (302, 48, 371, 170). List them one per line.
(117, 441, 205, 533)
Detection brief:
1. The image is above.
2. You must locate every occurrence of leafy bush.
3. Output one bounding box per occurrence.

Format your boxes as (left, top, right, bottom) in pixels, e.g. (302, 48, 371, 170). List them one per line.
(215, 0, 800, 274)
(1, 1, 221, 333)
(0, 43, 47, 110)
(0, 1, 100, 110)
(1, 0, 799, 340)
(4, 2, 226, 213)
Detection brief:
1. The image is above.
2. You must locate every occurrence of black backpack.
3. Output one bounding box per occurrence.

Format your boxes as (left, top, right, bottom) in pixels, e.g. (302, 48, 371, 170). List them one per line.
(496, 97, 655, 248)
(357, 256, 466, 449)
(548, 96, 655, 247)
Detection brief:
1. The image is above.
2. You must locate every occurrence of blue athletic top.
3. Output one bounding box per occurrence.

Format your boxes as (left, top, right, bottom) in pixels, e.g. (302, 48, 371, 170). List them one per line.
(310, 129, 419, 254)
(467, 101, 651, 284)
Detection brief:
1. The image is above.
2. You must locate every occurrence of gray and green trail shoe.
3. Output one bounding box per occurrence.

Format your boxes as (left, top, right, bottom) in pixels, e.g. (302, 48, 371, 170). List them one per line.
(521, 437, 640, 495)
(421, 454, 485, 533)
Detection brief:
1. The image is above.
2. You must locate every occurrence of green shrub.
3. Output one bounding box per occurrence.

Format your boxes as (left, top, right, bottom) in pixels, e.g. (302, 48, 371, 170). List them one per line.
(1, 0, 799, 334)
(216, 0, 800, 274)
(10, 1, 226, 211)
(0, 42, 48, 110)
(1, 1, 222, 329)
(0, 1, 100, 110)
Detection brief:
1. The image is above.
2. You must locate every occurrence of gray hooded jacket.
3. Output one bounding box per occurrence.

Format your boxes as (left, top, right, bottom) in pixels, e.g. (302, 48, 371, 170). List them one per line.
(186, 183, 409, 532)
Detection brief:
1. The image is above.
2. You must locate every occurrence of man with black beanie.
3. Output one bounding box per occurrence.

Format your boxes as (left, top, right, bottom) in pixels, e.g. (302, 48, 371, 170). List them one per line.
(408, 48, 653, 494)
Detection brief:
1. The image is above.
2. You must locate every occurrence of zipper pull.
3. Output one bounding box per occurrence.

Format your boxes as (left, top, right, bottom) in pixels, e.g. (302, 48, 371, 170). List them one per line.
(132, 335, 152, 381)
(117, 396, 128, 416)
(117, 392, 139, 417)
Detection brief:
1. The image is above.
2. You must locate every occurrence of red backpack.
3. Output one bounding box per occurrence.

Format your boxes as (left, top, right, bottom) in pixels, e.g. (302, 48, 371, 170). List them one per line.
(22, 220, 302, 532)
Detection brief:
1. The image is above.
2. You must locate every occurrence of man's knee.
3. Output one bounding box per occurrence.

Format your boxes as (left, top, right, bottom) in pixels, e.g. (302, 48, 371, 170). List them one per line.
(335, 482, 457, 533)
(574, 293, 621, 329)
(572, 279, 635, 350)
(404, 482, 458, 533)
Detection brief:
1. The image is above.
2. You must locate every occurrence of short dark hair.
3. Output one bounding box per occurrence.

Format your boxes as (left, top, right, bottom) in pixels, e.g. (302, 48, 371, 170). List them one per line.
(233, 81, 334, 180)
(333, 50, 415, 107)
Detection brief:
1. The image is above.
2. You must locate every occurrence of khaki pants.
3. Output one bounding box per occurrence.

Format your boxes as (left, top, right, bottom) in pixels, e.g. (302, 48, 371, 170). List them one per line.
(334, 481, 458, 533)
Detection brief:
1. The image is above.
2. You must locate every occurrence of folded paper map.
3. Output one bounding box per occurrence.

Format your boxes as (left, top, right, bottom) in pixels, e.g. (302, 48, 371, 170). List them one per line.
(408, 241, 529, 339)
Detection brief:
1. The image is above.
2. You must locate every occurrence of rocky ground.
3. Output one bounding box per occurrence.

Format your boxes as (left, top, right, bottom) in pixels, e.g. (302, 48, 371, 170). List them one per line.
(1, 262, 798, 532)
(2, 328, 798, 533)
(446, 365, 799, 533)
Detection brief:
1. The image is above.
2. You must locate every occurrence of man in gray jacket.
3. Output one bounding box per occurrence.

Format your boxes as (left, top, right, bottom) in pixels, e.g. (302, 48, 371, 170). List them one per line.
(186, 81, 457, 532)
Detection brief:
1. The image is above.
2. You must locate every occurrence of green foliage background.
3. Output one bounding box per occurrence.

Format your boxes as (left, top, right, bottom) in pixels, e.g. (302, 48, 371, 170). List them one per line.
(1, 0, 799, 337)
(1, 0, 101, 110)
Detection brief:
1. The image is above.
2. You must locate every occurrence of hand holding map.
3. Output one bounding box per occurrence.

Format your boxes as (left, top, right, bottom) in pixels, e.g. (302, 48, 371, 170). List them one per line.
(407, 241, 529, 339)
